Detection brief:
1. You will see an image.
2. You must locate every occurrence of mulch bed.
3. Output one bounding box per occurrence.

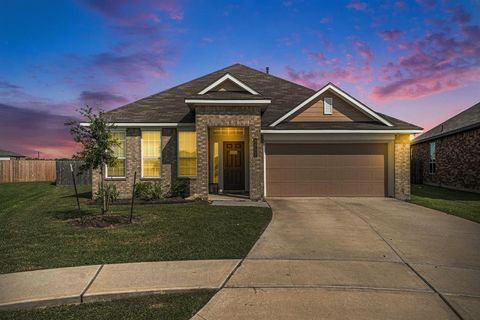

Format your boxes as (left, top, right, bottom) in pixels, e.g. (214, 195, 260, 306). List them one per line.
(73, 215, 140, 228)
(85, 197, 206, 206)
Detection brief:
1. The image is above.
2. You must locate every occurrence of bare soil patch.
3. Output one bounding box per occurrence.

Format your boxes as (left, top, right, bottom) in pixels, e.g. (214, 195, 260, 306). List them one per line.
(73, 215, 140, 228)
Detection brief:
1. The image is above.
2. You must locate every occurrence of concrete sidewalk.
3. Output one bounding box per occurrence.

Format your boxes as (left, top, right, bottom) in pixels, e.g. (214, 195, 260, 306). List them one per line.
(0, 259, 240, 310)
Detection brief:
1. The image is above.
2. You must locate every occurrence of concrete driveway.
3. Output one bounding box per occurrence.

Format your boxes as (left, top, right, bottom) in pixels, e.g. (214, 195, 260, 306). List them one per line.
(194, 198, 480, 320)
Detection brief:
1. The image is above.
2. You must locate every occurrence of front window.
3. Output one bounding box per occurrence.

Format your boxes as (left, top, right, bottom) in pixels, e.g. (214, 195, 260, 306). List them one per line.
(142, 131, 161, 177)
(107, 131, 126, 178)
(429, 142, 436, 174)
(178, 131, 197, 177)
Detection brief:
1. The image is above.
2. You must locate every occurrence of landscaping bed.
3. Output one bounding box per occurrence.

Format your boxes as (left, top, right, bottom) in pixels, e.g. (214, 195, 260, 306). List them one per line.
(0, 182, 272, 274)
(410, 184, 480, 223)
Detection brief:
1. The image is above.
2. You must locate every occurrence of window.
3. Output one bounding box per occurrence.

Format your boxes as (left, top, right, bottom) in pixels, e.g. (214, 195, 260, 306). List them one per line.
(142, 131, 161, 177)
(429, 142, 436, 174)
(324, 97, 333, 115)
(107, 131, 126, 178)
(178, 131, 197, 177)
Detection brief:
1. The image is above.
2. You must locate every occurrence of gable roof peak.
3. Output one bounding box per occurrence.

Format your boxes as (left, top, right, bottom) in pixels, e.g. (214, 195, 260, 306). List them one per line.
(269, 82, 393, 127)
(197, 72, 260, 95)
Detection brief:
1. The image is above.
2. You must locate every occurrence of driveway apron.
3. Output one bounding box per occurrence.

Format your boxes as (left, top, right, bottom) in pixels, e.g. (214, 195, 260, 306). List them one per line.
(194, 197, 480, 320)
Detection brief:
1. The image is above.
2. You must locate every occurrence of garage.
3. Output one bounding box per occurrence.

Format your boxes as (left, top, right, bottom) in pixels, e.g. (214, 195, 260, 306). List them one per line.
(265, 143, 388, 197)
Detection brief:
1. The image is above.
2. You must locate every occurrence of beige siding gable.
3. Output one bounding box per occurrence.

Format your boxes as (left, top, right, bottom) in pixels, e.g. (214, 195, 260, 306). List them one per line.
(290, 90, 373, 122)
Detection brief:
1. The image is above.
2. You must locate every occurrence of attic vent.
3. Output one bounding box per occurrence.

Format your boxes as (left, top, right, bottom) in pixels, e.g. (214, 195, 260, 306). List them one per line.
(324, 97, 333, 115)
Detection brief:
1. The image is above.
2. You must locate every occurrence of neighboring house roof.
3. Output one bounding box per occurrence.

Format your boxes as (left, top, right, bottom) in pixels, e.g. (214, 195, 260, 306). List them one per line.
(105, 63, 421, 131)
(412, 102, 480, 144)
(0, 149, 25, 158)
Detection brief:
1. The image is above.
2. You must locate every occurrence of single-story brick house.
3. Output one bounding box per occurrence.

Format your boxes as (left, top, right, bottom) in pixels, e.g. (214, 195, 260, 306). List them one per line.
(411, 102, 480, 193)
(0, 149, 26, 160)
(85, 64, 422, 200)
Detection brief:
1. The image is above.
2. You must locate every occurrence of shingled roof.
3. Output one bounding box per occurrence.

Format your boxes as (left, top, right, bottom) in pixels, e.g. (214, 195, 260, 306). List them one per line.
(105, 63, 314, 126)
(412, 102, 480, 144)
(0, 149, 25, 158)
(105, 63, 421, 130)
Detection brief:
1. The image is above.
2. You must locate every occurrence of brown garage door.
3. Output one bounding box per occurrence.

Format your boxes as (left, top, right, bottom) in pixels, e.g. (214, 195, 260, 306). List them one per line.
(266, 143, 387, 197)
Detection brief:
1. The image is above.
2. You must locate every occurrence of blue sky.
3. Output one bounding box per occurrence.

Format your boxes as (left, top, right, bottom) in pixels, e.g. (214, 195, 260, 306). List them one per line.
(1, 0, 479, 158)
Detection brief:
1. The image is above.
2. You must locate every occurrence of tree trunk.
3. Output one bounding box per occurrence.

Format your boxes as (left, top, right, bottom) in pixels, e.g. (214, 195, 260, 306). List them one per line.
(100, 167, 106, 215)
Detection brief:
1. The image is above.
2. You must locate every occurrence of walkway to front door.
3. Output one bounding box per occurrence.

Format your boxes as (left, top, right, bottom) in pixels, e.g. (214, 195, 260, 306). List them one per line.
(194, 198, 480, 319)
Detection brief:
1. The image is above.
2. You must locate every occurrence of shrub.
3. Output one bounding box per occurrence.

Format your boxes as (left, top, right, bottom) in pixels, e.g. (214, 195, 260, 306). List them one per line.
(170, 180, 188, 198)
(135, 181, 163, 201)
(95, 182, 119, 212)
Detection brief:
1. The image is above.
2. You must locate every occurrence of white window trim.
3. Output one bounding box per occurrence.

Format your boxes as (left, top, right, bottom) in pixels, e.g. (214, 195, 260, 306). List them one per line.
(141, 130, 162, 178)
(177, 129, 197, 178)
(324, 97, 333, 115)
(198, 73, 259, 95)
(269, 83, 393, 127)
(106, 130, 126, 179)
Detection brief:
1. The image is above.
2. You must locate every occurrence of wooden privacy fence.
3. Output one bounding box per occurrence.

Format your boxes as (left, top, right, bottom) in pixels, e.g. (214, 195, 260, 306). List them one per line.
(0, 160, 56, 183)
(56, 160, 92, 186)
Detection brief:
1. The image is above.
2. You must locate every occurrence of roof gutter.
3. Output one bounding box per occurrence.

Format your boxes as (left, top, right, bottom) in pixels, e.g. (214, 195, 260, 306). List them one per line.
(411, 122, 480, 145)
(262, 129, 423, 134)
(79, 122, 195, 127)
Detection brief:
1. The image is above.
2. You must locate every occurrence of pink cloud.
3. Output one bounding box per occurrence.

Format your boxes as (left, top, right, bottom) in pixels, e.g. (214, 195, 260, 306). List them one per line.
(347, 0, 368, 11)
(320, 17, 331, 24)
(371, 10, 480, 102)
(79, 91, 129, 107)
(449, 4, 471, 25)
(80, 0, 184, 22)
(416, 0, 436, 9)
(371, 67, 480, 101)
(286, 62, 372, 89)
(378, 29, 403, 41)
(0, 104, 80, 159)
(354, 41, 373, 60)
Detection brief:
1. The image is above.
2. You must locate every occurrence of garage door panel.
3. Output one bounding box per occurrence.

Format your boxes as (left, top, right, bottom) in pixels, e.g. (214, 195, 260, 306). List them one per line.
(266, 143, 387, 197)
(266, 167, 384, 182)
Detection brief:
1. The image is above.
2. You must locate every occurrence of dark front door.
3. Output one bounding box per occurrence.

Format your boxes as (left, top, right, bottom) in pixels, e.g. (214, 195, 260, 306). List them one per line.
(223, 141, 245, 191)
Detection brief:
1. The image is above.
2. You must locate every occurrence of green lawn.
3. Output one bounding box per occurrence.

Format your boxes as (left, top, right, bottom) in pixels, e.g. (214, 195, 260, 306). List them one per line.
(0, 182, 271, 274)
(411, 184, 480, 223)
(0, 291, 214, 320)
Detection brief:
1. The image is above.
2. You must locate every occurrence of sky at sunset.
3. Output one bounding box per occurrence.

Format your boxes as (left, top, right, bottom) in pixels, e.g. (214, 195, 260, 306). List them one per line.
(1, 0, 479, 158)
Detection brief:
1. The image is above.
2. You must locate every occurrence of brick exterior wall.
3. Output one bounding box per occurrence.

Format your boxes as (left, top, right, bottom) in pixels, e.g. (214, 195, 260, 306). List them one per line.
(195, 106, 264, 200)
(92, 128, 195, 199)
(411, 128, 480, 192)
(91, 119, 416, 202)
(394, 134, 411, 200)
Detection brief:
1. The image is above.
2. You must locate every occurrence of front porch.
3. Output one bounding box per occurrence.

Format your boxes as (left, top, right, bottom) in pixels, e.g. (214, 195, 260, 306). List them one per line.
(194, 106, 264, 201)
(208, 127, 250, 196)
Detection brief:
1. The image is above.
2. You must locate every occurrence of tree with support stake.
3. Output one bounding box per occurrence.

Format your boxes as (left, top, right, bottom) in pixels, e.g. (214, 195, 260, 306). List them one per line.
(66, 106, 119, 215)
(70, 163, 81, 212)
(130, 171, 137, 223)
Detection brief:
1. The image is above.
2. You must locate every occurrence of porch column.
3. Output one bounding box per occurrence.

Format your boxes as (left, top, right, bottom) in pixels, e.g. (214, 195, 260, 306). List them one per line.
(195, 114, 209, 200)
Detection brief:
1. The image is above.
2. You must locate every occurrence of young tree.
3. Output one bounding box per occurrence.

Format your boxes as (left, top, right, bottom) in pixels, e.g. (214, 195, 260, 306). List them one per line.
(67, 106, 118, 214)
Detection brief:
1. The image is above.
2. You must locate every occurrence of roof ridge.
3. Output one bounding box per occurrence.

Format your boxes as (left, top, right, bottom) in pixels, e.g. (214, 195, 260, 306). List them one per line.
(233, 63, 316, 93)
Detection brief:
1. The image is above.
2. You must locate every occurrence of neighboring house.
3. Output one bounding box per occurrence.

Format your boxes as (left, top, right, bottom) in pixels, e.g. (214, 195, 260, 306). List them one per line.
(411, 102, 480, 193)
(86, 64, 422, 200)
(0, 149, 26, 160)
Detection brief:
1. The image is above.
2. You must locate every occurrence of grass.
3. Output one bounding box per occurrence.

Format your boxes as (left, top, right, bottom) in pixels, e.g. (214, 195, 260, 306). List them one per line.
(0, 291, 215, 320)
(410, 184, 480, 223)
(0, 182, 271, 274)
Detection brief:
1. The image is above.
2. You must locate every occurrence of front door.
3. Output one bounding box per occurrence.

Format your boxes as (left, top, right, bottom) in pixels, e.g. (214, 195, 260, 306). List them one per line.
(223, 141, 245, 191)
